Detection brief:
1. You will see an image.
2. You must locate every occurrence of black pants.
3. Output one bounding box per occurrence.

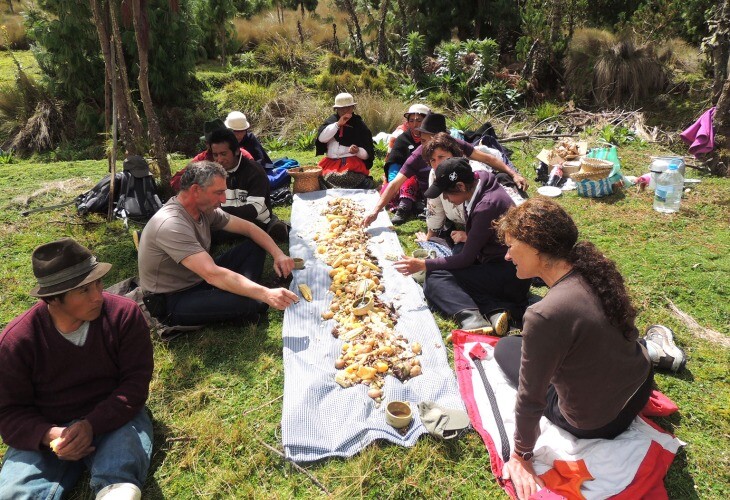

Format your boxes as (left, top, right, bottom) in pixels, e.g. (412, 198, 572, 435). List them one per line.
(163, 239, 268, 326)
(423, 259, 531, 321)
(494, 335, 654, 440)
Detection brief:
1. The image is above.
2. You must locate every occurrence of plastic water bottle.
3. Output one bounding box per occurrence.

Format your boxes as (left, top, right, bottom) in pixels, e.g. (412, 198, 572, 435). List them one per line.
(653, 163, 683, 213)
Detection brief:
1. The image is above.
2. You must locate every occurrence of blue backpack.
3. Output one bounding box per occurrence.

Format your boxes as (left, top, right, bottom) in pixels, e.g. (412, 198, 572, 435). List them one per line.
(266, 158, 300, 189)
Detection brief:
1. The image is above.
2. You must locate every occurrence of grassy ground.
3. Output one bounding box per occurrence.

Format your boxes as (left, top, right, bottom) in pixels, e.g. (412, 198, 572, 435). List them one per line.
(0, 139, 728, 499)
(0, 49, 39, 85)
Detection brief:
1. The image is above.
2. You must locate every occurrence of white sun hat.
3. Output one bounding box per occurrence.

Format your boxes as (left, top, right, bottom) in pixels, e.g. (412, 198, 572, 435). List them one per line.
(224, 111, 250, 131)
(404, 103, 430, 118)
(333, 93, 356, 108)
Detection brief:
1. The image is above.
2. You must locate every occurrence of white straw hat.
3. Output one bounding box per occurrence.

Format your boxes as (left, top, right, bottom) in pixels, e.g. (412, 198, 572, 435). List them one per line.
(404, 103, 430, 118)
(224, 111, 250, 131)
(333, 93, 356, 108)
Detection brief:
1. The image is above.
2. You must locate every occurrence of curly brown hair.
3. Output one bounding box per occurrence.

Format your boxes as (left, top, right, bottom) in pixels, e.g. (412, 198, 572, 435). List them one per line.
(496, 198, 638, 340)
(422, 132, 463, 162)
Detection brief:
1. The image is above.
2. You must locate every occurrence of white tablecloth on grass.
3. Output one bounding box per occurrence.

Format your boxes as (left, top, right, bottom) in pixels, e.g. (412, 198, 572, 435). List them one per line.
(281, 189, 464, 463)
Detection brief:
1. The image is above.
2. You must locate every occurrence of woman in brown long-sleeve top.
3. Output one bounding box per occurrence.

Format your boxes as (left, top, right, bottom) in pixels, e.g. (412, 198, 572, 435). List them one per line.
(493, 198, 661, 499)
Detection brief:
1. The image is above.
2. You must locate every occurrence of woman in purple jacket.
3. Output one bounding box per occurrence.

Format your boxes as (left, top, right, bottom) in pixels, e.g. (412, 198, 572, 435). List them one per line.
(394, 157, 531, 330)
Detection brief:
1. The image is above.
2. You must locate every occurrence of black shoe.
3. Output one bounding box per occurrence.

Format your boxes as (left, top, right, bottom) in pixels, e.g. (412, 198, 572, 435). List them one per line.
(454, 309, 490, 330)
(391, 210, 409, 225)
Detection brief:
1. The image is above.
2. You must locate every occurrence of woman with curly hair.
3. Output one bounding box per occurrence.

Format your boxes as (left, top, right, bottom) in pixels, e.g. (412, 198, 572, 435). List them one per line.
(493, 198, 653, 500)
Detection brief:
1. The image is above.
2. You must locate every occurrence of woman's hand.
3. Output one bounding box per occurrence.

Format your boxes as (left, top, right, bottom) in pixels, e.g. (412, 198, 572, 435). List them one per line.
(348, 145, 359, 155)
(450, 230, 467, 244)
(415, 231, 430, 242)
(337, 113, 352, 127)
(362, 211, 379, 227)
(394, 256, 426, 276)
(502, 453, 544, 500)
(512, 173, 528, 191)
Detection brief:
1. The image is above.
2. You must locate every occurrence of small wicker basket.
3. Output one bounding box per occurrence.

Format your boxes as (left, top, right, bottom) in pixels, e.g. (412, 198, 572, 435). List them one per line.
(289, 166, 322, 193)
(571, 157, 613, 181)
(571, 170, 610, 181)
(580, 157, 614, 172)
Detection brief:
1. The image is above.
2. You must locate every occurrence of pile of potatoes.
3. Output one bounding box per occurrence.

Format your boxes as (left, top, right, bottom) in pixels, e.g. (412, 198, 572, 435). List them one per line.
(312, 198, 422, 401)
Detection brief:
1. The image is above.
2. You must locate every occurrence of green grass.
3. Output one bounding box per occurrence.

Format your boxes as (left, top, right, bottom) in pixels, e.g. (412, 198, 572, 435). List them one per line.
(0, 49, 40, 85)
(0, 141, 728, 498)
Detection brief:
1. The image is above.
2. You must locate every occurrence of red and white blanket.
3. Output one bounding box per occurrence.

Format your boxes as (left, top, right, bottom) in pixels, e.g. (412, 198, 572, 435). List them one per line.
(453, 330, 684, 500)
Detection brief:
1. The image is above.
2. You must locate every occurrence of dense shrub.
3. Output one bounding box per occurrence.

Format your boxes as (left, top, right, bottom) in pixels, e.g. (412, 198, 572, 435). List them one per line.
(232, 4, 351, 49)
(256, 86, 326, 139)
(255, 37, 317, 73)
(565, 30, 669, 107)
(429, 38, 502, 107)
(27, 0, 199, 108)
(159, 105, 216, 155)
(353, 93, 411, 134)
(212, 80, 276, 123)
(0, 15, 29, 50)
(316, 68, 387, 93)
(326, 54, 367, 75)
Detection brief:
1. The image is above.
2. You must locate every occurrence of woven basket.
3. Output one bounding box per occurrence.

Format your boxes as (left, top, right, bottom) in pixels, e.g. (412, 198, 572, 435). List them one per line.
(580, 157, 614, 172)
(571, 170, 610, 182)
(289, 166, 322, 193)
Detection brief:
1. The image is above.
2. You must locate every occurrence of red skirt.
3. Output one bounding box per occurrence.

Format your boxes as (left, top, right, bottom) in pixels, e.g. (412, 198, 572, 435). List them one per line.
(318, 156, 369, 176)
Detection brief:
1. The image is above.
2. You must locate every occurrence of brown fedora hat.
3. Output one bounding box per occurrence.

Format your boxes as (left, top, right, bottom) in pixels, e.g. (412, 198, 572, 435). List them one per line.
(30, 238, 112, 297)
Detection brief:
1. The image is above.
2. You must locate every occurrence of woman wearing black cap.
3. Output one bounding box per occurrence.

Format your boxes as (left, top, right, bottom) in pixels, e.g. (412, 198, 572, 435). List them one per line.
(394, 157, 531, 329)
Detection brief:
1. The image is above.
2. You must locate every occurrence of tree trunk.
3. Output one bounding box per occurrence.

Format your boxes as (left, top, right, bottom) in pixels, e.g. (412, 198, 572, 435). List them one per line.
(108, 0, 144, 145)
(395, 0, 407, 39)
(376, 0, 391, 65)
(706, 0, 730, 176)
(131, 0, 172, 191)
(89, 0, 143, 154)
(711, 0, 730, 101)
(342, 0, 368, 61)
(7, 0, 13, 14)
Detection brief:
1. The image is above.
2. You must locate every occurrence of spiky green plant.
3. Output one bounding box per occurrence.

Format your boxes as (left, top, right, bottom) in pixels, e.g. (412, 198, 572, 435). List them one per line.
(593, 39, 669, 107)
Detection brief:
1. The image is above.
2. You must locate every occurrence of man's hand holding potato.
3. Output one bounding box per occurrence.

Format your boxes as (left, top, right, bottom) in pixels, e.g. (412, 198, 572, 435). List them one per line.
(45, 420, 95, 460)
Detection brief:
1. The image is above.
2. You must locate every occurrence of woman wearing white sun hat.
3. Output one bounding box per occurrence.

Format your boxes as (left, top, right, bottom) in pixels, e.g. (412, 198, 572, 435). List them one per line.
(315, 93, 375, 189)
(225, 111, 273, 167)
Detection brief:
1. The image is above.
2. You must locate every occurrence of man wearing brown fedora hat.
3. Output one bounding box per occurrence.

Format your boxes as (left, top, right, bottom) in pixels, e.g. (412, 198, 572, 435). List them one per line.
(363, 113, 528, 227)
(138, 161, 298, 327)
(0, 238, 154, 500)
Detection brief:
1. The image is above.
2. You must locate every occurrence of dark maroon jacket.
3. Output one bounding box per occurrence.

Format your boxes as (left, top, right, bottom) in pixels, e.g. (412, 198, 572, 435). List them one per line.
(0, 293, 153, 450)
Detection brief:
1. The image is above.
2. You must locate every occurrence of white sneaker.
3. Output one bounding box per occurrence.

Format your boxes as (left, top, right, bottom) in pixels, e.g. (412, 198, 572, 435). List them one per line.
(96, 483, 142, 500)
(644, 325, 686, 372)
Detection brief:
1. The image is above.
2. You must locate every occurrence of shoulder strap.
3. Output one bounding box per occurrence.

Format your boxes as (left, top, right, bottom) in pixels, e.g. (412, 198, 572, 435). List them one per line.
(114, 171, 133, 219)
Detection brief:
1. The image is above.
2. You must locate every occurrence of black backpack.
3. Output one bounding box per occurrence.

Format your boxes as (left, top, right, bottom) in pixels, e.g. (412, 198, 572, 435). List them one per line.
(76, 156, 163, 222)
(113, 171, 163, 222)
(75, 173, 123, 216)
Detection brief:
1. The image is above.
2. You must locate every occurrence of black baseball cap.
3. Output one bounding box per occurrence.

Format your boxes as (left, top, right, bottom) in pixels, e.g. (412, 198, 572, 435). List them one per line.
(424, 157, 475, 198)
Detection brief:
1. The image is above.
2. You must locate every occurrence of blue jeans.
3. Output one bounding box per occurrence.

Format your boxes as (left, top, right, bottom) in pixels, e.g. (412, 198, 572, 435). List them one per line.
(0, 409, 153, 500)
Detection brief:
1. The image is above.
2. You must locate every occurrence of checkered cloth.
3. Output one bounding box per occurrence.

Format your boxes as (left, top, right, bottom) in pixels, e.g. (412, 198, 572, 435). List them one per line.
(281, 189, 464, 463)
